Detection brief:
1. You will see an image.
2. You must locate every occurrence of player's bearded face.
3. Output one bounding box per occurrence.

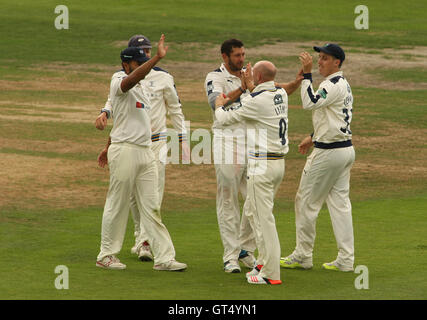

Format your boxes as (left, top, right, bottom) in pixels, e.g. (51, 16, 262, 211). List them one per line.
(227, 47, 245, 71)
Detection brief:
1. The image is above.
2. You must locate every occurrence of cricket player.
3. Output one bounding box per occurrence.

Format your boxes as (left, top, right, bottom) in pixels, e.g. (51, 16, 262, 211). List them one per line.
(280, 43, 356, 272)
(215, 61, 288, 285)
(96, 35, 187, 271)
(205, 39, 303, 273)
(96, 35, 190, 262)
(204, 39, 256, 273)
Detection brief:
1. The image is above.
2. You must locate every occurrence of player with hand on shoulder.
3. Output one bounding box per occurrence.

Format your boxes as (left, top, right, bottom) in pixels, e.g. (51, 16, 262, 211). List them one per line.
(215, 60, 288, 285)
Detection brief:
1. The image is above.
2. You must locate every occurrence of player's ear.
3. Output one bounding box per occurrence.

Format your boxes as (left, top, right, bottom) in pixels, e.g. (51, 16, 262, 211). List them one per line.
(122, 62, 129, 73)
(334, 58, 340, 68)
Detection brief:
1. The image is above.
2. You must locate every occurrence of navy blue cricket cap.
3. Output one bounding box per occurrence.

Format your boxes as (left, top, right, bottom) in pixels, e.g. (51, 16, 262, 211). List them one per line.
(313, 43, 345, 63)
(120, 47, 149, 63)
(128, 34, 152, 49)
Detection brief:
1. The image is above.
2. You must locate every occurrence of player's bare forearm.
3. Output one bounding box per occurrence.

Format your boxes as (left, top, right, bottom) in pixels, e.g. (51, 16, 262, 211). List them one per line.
(121, 34, 167, 92)
(276, 69, 303, 95)
(276, 81, 300, 95)
(98, 137, 111, 168)
(121, 55, 162, 92)
(225, 88, 244, 106)
(105, 136, 111, 150)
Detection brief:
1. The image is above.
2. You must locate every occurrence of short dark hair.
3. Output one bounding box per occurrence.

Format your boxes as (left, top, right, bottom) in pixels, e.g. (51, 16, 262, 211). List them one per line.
(221, 39, 244, 57)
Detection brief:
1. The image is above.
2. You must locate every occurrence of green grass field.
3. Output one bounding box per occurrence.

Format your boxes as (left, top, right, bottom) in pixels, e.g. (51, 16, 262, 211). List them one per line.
(1, 0, 426, 300)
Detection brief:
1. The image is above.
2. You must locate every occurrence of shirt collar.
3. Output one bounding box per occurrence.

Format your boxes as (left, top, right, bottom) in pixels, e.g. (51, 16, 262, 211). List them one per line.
(220, 63, 240, 79)
(253, 80, 276, 92)
(325, 70, 343, 80)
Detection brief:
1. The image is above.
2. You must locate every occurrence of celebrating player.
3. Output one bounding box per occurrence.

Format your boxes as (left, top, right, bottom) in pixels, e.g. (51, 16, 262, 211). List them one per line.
(205, 39, 303, 274)
(95, 35, 187, 271)
(215, 60, 288, 285)
(280, 43, 356, 272)
(95, 34, 190, 262)
(204, 39, 256, 273)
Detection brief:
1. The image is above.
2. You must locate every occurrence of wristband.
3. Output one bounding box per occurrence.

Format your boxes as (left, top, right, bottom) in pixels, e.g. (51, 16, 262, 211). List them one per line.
(101, 108, 111, 119)
(239, 86, 245, 93)
(303, 73, 313, 82)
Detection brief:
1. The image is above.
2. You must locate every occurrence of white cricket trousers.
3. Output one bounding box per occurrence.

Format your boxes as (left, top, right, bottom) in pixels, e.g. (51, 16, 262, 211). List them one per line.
(97, 142, 175, 264)
(292, 146, 355, 268)
(213, 134, 256, 263)
(130, 140, 166, 244)
(245, 158, 284, 281)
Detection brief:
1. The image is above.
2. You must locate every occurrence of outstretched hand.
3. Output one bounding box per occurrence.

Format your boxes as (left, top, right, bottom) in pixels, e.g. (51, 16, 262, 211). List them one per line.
(156, 34, 168, 59)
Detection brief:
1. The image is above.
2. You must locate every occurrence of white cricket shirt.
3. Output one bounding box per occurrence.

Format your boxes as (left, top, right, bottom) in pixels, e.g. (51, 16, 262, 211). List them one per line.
(205, 63, 249, 136)
(103, 67, 187, 143)
(215, 81, 289, 157)
(108, 70, 152, 146)
(301, 71, 353, 144)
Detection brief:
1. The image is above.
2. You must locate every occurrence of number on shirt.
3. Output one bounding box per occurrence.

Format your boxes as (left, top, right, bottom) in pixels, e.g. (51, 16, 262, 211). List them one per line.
(279, 118, 287, 145)
(340, 108, 352, 134)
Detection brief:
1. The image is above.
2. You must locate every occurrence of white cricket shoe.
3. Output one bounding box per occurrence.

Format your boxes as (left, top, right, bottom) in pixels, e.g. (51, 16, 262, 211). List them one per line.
(96, 255, 126, 270)
(137, 241, 153, 261)
(153, 259, 187, 271)
(246, 264, 263, 278)
(224, 260, 241, 273)
(238, 250, 257, 269)
(247, 275, 282, 285)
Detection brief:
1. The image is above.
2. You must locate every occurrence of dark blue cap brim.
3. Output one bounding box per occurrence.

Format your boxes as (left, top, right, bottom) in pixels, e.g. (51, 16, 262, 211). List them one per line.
(137, 56, 150, 63)
(313, 46, 344, 61)
(314, 46, 332, 55)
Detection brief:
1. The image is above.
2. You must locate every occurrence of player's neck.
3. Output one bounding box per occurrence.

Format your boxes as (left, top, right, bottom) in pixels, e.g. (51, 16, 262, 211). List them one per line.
(323, 68, 341, 78)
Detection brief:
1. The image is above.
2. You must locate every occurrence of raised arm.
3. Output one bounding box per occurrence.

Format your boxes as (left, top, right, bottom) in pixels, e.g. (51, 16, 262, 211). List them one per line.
(120, 34, 168, 93)
(275, 69, 304, 95)
(299, 52, 338, 110)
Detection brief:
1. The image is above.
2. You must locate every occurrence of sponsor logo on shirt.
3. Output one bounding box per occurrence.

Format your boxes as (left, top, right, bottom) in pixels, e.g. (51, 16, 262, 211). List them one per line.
(136, 101, 144, 109)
